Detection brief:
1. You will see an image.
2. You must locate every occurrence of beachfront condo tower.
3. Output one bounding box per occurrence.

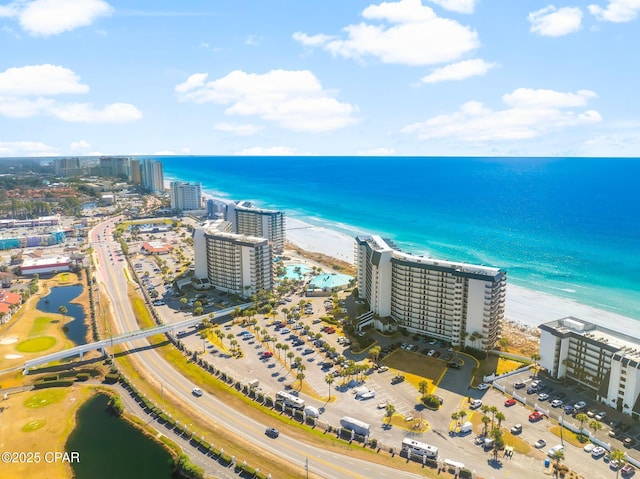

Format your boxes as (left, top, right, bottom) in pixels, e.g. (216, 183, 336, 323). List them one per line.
(225, 200, 285, 254)
(141, 159, 165, 193)
(355, 235, 507, 351)
(170, 181, 202, 211)
(193, 222, 273, 297)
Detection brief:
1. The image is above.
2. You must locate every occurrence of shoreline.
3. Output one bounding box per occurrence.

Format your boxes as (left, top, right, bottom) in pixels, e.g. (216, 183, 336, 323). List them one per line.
(187, 185, 639, 338)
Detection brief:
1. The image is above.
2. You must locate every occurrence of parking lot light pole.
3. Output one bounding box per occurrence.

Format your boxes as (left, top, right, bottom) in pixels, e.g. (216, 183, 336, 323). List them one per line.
(560, 408, 565, 446)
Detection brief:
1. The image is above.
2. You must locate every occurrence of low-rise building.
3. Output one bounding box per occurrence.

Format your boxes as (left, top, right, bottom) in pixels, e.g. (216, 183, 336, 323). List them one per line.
(20, 256, 71, 275)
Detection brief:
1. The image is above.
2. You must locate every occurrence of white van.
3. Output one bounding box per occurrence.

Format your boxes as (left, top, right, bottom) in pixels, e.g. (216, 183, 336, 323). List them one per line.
(304, 406, 319, 418)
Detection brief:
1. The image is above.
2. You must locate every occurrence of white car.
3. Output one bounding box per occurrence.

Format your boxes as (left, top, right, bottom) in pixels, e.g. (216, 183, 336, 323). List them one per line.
(548, 445, 565, 457)
(538, 393, 549, 401)
(534, 439, 547, 449)
(477, 383, 490, 390)
(192, 387, 203, 397)
(592, 446, 606, 458)
(583, 443, 596, 453)
(470, 399, 483, 409)
(427, 349, 436, 356)
(595, 411, 607, 421)
(551, 399, 563, 408)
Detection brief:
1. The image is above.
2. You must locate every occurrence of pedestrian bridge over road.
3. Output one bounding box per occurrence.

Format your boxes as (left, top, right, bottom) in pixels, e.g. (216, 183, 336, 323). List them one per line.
(19, 304, 250, 374)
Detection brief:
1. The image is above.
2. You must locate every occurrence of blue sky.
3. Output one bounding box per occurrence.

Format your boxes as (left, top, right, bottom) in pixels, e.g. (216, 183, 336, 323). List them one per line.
(1, 0, 639, 157)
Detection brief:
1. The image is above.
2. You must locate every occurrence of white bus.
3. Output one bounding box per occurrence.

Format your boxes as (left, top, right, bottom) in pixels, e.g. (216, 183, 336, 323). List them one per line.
(402, 438, 439, 459)
(276, 391, 305, 409)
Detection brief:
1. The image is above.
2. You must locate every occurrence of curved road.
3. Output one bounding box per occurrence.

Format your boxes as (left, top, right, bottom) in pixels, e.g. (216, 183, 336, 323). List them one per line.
(92, 217, 423, 479)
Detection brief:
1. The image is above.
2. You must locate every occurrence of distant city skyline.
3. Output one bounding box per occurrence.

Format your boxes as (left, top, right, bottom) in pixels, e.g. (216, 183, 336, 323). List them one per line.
(1, 0, 639, 157)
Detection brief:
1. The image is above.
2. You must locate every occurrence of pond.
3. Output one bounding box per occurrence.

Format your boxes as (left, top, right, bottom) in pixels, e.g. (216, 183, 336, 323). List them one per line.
(37, 285, 87, 345)
(66, 393, 174, 479)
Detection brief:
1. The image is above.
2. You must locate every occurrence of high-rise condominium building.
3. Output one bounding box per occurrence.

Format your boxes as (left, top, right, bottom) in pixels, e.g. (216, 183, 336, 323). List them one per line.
(54, 158, 82, 177)
(539, 317, 640, 419)
(129, 159, 141, 185)
(355, 235, 506, 350)
(225, 201, 285, 254)
(141, 159, 164, 193)
(193, 221, 273, 297)
(170, 181, 202, 211)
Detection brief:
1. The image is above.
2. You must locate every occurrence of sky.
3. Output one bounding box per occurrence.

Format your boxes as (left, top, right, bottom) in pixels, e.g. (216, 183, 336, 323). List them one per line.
(1, 0, 640, 158)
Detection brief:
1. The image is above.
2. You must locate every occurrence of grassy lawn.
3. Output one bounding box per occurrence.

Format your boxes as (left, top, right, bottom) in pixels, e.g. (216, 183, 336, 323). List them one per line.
(549, 425, 589, 447)
(16, 336, 57, 353)
(24, 388, 69, 408)
(22, 419, 47, 432)
(496, 358, 527, 375)
(29, 316, 56, 337)
(382, 349, 446, 393)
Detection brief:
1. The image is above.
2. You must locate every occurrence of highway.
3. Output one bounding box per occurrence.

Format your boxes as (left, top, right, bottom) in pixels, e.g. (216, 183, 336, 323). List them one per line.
(92, 217, 425, 479)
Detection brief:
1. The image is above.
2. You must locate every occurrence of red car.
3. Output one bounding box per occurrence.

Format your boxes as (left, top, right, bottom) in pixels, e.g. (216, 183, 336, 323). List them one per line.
(261, 351, 273, 358)
(529, 411, 544, 422)
(505, 398, 517, 407)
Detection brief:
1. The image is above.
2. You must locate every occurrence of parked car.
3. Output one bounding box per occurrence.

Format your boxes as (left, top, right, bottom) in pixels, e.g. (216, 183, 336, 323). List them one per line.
(470, 399, 483, 409)
(595, 411, 607, 421)
(534, 439, 547, 449)
(261, 351, 273, 358)
(377, 365, 389, 373)
(583, 443, 596, 453)
(548, 445, 565, 457)
(510, 424, 523, 434)
(551, 399, 563, 408)
(574, 400, 587, 411)
(564, 404, 575, 415)
(592, 446, 606, 458)
(505, 398, 517, 407)
(587, 408, 599, 418)
(624, 438, 635, 448)
(621, 464, 636, 476)
(477, 383, 490, 390)
(538, 393, 549, 401)
(514, 381, 526, 389)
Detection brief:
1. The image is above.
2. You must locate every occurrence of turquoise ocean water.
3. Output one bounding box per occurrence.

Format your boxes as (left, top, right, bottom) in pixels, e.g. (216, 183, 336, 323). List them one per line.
(157, 156, 640, 322)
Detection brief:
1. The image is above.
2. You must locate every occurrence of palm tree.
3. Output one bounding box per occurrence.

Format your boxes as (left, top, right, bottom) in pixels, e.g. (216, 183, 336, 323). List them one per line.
(287, 351, 295, 366)
(275, 343, 283, 358)
(458, 410, 467, 425)
(589, 419, 603, 438)
(418, 380, 429, 398)
(531, 353, 541, 377)
(550, 449, 565, 477)
(489, 406, 498, 428)
(385, 404, 396, 424)
(575, 412, 589, 438)
(481, 416, 491, 436)
(451, 411, 460, 426)
(296, 372, 305, 389)
(215, 328, 224, 347)
(610, 449, 626, 479)
(369, 345, 381, 365)
(325, 373, 334, 400)
(480, 404, 491, 417)
(495, 411, 505, 429)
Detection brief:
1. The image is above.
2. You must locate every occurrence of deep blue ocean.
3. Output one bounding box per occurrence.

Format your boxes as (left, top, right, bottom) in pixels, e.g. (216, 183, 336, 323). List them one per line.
(158, 156, 640, 321)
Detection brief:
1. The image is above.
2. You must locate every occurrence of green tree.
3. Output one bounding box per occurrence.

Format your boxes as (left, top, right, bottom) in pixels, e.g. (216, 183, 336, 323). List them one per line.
(589, 419, 603, 437)
(451, 411, 460, 426)
(550, 449, 565, 478)
(296, 372, 305, 389)
(458, 410, 467, 425)
(325, 373, 334, 401)
(369, 345, 381, 364)
(575, 413, 589, 438)
(287, 351, 295, 366)
(385, 404, 396, 424)
(610, 449, 626, 479)
(531, 353, 541, 377)
(481, 416, 491, 436)
(495, 411, 505, 429)
(418, 380, 429, 398)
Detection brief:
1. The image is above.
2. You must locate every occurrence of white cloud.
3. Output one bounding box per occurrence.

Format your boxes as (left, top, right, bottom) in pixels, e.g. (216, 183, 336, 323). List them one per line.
(245, 34, 261, 45)
(214, 122, 264, 136)
(70, 140, 92, 150)
(402, 87, 602, 142)
(0, 141, 58, 157)
(0, 64, 89, 96)
(428, 0, 478, 14)
(589, 0, 640, 22)
(0, 63, 141, 123)
(50, 102, 142, 123)
(293, 0, 479, 66)
(421, 59, 496, 83)
(18, 0, 112, 37)
(154, 150, 176, 155)
(176, 69, 358, 132)
(234, 146, 302, 156)
(356, 147, 397, 155)
(529, 5, 583, 36)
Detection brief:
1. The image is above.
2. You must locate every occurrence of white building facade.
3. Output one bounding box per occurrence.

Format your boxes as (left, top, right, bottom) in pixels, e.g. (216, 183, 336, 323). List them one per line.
(170, 181, 202, 211)
(193, 222, 273, 297)
(226, 201, 285, 254)
(539, 317, 640, 419)
(356, 235, 506, 350)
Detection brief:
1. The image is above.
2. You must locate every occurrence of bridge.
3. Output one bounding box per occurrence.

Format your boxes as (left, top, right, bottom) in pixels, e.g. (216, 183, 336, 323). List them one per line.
(19, 303, 251, 374)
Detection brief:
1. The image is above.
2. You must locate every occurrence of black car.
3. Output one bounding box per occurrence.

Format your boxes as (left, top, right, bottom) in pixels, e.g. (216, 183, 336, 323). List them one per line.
(265, 427, 279, 438)
(527, 387, 538, 394)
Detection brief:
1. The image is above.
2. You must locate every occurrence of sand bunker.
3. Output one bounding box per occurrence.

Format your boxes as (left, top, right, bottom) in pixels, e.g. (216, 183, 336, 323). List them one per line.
(0, 336, 18, 345)
(5, 354, 23, 359)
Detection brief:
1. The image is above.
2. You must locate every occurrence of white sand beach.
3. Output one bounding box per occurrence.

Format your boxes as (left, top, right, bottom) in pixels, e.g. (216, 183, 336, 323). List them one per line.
(285, 217, 640, 337)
